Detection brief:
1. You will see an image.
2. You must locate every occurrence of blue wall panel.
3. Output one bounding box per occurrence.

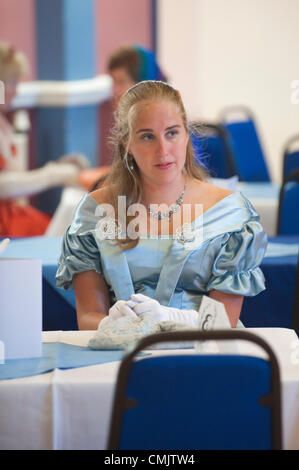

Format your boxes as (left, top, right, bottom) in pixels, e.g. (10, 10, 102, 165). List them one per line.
(35, 0, 98, 212)
(65, 106, 98, 167)
(36, 0, 95, 80)
(35, 105, 98, 213)
(36, 0, 64, 80)
(63, 0, 96, 80)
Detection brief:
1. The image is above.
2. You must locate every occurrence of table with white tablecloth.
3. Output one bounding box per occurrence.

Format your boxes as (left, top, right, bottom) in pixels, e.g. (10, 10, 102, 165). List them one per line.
(0, 328, 299, 450)
(238, 182, 280, 237)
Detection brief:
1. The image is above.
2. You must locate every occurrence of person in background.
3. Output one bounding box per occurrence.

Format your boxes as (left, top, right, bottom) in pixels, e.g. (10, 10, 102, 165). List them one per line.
(56, 81, 267, 331)
(108, 44, 167, 108)
(0, 42, 89, 237)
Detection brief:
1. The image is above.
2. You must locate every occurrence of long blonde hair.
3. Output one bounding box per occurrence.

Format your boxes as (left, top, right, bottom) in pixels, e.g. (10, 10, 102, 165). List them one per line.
(104, 80, 207, 248)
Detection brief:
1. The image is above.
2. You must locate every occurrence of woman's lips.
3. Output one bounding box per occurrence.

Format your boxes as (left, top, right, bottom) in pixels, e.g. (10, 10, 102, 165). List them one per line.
(155, 162, 173, 170)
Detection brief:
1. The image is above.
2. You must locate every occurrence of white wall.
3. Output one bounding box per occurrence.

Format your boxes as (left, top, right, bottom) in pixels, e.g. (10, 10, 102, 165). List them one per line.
(157, 0, 299, 182)
(157, 0, 198, 118)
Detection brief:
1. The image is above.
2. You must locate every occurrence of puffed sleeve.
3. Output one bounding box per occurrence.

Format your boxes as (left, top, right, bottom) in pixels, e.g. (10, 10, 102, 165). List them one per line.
(205, 218, 267, 296)
(56, 195, 102, 290)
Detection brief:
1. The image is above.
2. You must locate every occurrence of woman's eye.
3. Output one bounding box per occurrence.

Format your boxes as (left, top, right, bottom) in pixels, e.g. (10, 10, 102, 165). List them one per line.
(141, 133, 154, 141)
(167, 130, 178, 138)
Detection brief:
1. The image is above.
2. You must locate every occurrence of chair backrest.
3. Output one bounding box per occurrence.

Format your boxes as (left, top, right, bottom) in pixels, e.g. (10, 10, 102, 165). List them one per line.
(219, 106, 270, 182)
(191, 122, 237, 179)
(108, 330, 282, 450)
(292, 258, 299, 336)
(282, 134, 299, 181)
(277, 170, 299, 235)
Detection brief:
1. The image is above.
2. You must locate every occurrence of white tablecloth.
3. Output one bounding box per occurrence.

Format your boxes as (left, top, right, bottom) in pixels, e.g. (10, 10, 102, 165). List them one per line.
(238, 182, 280, 237)
(45, 187, 87, 237)
(0, 328, 299, 450)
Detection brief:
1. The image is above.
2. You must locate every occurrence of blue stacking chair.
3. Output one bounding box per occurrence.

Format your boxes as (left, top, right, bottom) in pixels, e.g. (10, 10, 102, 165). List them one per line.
(277, 169, 299, 235)
(282, 134, 299, 181)
(292, 257, 299, 337)
(191, 122, 237, 178)
(108, 330, 282, 450)
(219, 106, 271, 182)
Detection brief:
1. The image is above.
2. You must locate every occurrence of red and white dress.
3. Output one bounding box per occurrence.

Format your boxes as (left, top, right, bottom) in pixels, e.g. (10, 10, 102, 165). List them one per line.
(0, 114, 50, 237)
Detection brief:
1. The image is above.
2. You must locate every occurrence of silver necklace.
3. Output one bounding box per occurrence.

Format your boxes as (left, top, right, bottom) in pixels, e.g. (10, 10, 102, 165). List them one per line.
(147, 184, 186, 220)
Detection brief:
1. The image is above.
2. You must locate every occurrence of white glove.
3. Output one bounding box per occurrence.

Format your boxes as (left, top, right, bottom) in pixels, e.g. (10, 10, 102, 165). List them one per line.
(128, 294, 231, 330)
(109, 300, 137, 320)
(127, 294, 200, 326)
(100, 300, 138, 328)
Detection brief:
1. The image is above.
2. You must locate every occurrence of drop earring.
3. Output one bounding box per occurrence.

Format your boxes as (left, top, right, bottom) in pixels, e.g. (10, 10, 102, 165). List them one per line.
(128, 154, 135, 171)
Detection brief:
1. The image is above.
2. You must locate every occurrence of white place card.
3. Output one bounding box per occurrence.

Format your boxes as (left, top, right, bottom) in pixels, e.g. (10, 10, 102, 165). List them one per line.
(197, 295, 231, 330)
(0, 258, 42, 360)
(196, 295, 240, 354)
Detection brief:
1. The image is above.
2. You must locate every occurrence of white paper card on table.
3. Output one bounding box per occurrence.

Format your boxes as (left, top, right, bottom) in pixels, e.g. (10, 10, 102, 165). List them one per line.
(0, 258, 42, 360)
(197, 295, 231, 330)
(195, 295, 239, 354)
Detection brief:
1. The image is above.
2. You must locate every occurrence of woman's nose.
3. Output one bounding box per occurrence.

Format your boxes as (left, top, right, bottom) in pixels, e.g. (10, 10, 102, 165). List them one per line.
(156, 137, 169, 157)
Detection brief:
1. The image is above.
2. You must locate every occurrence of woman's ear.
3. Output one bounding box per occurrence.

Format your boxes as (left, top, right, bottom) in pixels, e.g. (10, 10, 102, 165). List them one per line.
(126, 137, 132, 155)
(185, 131, 190, 146)
(121, 137, 131, 156)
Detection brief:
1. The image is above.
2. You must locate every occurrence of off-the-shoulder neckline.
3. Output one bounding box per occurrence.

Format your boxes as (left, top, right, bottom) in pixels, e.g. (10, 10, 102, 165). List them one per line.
(72, 190, 256, 241)
(85, 190, 250, 223)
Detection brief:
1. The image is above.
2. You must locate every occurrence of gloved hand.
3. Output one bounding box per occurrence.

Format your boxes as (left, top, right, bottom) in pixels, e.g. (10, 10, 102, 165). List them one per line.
(127, 294, 170, 322)
(127, 294, 231, 330)
(100, 300, 138, 328)
(127, 294, 200, 326)
(109, 300, 137, 320)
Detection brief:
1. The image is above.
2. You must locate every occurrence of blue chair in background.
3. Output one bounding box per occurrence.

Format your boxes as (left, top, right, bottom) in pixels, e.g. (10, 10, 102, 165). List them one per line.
(282, 134, 299, 181)
(277, 170, 299, 235)
(292, 257, 299, 337)
(219, 106, 271, 182)
(108, 330, 282, 450)
(191, 122, 237, 179)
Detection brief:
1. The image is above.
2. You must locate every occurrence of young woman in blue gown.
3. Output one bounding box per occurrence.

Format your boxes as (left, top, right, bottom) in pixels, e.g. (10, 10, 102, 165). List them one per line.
(56, 81, 267, 330)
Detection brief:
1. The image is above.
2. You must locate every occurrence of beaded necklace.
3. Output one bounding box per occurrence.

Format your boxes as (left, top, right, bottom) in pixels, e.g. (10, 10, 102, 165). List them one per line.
(147, 184, 186, 220)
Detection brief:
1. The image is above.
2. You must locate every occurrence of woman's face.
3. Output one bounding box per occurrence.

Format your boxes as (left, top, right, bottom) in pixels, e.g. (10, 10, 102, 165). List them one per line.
(128, 99, 189, 186)
(110, 67, 135, 107)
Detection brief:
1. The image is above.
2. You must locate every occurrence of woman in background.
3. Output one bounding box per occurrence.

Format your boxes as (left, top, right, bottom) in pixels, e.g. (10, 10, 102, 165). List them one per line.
(0, 42, 88, 237)
(56, 81, 267, 330)
(108, 44, 167, 108)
